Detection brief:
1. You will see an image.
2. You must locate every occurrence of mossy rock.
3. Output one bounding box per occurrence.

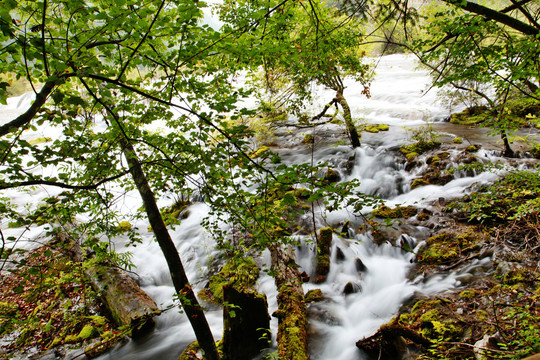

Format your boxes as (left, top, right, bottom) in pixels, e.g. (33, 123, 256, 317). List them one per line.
(400, 140, 441, 156)
(324, 168, 341, 183)
(198, 257, 260, 304)
(426, 155, 440, 166)
(77, 325, 98, 340)
(419, 230, 482, 265)
(458, 290, 475, 299)
(406, 152, 419, 163)
(466, 145, 480, 153)
(305, 289, 324, 303)
(450, 106, 489, 125)
(365, 125, 381, 133)
(378, 124, 389, 131)
(372, 205, 417, 219)
(117, 221, 132, 232)
(302, 134, 315, 144)
(453, 137, 463, 144)
(416, 211, 430, 221)
(250, 146, 271, 159)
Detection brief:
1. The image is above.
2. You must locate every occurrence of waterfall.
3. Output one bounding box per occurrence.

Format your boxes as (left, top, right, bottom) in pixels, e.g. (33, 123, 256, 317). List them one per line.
(0, 54, 515, 360)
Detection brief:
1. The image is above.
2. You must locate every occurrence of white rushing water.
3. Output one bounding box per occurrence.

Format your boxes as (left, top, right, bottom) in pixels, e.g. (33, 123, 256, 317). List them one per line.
(0, 54, 512, 359)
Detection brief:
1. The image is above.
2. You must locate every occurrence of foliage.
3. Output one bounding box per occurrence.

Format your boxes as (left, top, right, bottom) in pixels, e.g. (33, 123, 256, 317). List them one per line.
(0, 244, 120, 353)
(452, 168, 540, 223)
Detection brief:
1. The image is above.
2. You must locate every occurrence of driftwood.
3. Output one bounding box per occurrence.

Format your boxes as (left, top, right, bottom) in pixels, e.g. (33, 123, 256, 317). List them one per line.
(59, 233, 160, 338)
(221, 284, 271, 360)
(356, 322, 432, 360)
(270, 245, 311, 360)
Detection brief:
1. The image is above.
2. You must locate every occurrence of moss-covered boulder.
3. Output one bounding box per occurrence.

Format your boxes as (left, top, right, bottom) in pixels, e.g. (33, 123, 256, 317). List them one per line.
(400, 140, 441, 156)
(323, 168, 341, 183)
(450, 105, 489, 125)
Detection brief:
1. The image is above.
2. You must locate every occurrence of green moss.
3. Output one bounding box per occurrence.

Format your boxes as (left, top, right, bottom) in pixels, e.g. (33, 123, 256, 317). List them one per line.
(420, 309, 440, 325)
(459, 290, 475, 299)
(199, 257, 260, 304)
(302, 134, 314, 144)
(466, 145, 479, 153)
(531, 143, 540, 159)
(372, 205, 417, 219)
(305, 289, 323, 303)
(450, 106, 489, 125)
(503, 269, 527, 285)
(117, 221, 132, 232)
(77, 325, 98, 340)
(378, 124, 389, 131)
(400, 140, 441, 156)
(406, 152, 419, 162)
(453, 137, 463, 144)
(426, 155, 440, 166)
(365, 125, 381, 133)
(324, 168, 340, 183)
(250, 146, 270, 159)
(416, 211, 430, 221)
(64, 334, 79, 343)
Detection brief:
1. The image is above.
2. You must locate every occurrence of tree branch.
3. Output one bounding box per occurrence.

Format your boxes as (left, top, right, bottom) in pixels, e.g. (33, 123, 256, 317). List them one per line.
(445, 0, 539, 36)
(0, 171, 129, 191)
(0, 81, 56, 137)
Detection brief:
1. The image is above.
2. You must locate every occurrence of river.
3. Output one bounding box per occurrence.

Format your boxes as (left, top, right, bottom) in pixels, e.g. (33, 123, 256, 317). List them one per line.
(0, 54, 532, 359)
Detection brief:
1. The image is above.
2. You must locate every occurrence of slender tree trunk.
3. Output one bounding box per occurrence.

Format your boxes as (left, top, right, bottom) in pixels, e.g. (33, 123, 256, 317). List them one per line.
(121, 139, 220, 360)
(501, 131, 515, 157)
(336, 92, 361, 148)
(269, 244, 311, 360)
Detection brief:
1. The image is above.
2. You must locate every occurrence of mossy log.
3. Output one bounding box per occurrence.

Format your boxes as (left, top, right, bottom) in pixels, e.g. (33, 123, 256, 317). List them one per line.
(315, 227, 333, 284)
(221, 284, 271, 360)
(86, 263, 160, 338)
(356, 322, 432, 359)
(58, 233, 160, 339)
(270, 245, 311, 360)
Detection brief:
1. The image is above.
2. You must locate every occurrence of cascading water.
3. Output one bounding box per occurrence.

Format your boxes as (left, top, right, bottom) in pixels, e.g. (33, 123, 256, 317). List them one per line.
(0, 54, 517, 360)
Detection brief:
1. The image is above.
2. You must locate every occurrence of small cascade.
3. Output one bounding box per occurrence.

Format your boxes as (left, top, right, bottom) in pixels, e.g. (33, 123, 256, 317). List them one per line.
(2, 54, 531, 360)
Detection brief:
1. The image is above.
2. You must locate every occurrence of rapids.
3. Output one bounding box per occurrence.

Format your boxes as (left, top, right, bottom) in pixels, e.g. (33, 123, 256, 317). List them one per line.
(0, 54, 527, 359)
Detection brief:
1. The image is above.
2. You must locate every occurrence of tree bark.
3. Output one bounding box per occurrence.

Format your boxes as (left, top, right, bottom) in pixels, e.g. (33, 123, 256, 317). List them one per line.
(269, 245, 311, 360)
(500, 131, 515, 158)
(336, 92, 361, 148)
(121, 139, 220, 360)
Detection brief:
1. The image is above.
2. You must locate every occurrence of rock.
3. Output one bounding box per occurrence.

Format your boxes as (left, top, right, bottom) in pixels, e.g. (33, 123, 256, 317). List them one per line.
(324, 168, 341, 183)
(335, 247, 346, 262)
(343, 281, 360, 295)
(305, 289, 324, 303)
(355, 258, 367, 272)
(473, 333, 501, 359)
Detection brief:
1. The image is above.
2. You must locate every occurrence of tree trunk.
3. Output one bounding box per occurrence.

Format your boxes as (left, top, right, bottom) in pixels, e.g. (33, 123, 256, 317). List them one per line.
(121, 139, 220, 360)
(501, 131, 515, 158)
(269, 245, 311, 360)
(336, 92, 361, 148)
(221, 284, 271, 360)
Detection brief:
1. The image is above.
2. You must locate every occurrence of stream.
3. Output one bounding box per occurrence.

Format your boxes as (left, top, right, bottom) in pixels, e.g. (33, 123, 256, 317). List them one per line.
(0, 54, 532, 359)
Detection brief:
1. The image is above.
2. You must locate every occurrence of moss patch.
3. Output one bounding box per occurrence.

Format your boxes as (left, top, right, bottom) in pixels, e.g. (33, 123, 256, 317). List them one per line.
(372, 205, 417, 219)
(400, 140, 441, 156)
(198, 257, 260, 304)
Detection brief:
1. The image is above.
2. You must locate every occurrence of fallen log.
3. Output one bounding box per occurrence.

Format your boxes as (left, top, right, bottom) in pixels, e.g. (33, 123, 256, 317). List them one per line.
(85, 262, 161, 338)
(270, 244, 311, 360)
(58, 233, 160, 338)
